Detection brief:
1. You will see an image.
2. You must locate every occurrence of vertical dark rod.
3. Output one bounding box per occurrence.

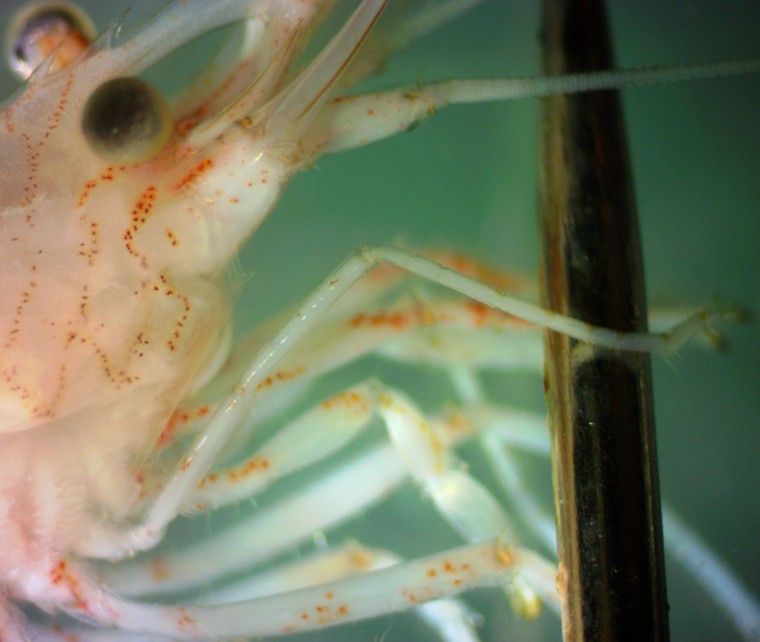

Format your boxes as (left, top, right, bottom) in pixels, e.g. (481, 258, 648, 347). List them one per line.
(538, 1, 669, 641)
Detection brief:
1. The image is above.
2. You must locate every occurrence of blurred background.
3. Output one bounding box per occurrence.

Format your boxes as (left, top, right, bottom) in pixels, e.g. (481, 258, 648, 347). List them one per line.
(2, 2, 757, 640)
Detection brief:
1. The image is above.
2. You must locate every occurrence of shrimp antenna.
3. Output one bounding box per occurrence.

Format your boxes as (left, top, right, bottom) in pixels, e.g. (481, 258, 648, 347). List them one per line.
(424, 58, 760, 106)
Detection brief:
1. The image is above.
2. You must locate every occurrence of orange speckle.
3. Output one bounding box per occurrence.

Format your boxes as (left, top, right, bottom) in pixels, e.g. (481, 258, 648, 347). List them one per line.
(331, 95, 357, 105)
(497, 546, 515, 566)
(350, 550, 372, 570)
(49, 560, 89, 612)
(430, 250, 530, 293)
(173, 158, 214, 191)
(466, 300, 490, 327)
(150, 558, 170, 581)
(174, 113, 202, 137)
(124, 185, 159, 260)
(157, 411, 184, 447)
(255, 367, 305, 390)
(348, 310, 408, 330)
(426, 568, 437, 577)
(226, 455, 271, 482)
(77, 179, 97, 206)
(176, 608, 197, 631)
(320, 390, 369, 414)
(325, 591, 334, 600)
(337, 604, 349, 615)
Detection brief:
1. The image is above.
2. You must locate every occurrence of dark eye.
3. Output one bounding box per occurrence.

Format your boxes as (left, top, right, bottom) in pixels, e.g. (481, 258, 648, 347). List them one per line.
(5, 1, 95, 79)
(82, 76, 173, 165)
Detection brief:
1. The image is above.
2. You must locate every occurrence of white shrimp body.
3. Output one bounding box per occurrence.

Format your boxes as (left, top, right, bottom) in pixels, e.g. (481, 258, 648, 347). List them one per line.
(0, 0, 315, 595)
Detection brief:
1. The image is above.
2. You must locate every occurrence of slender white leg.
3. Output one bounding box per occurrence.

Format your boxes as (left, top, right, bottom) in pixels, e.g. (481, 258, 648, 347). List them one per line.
(29, 625, 174, 642)
(358, 248, 727, 352)
(33, 556, 480, 642)
(199, 542, 482, 642)
(480, 432, 557, 556)
(197, 379, 552, 548)
(78, 246, 718, 560)
(189, 373, 551, 512)
(663, 505, 760, 640)
(32, 540, 555, 639)
(101, 446, 407, 596)
(199, 542, 398, 604)
(372, 384, 554, 619)
(166, 252, 536, 456)
(189, 382, 377, 511)
(456, 362, 759, 638)
(104, 385, 560, 605)
(151, 306, 543, 515)
(484, 439, 760, 637)
(447, 366, 557, 557)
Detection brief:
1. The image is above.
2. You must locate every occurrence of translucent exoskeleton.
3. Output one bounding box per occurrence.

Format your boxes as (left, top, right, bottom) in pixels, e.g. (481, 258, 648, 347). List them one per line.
(0, 1, 758, 641)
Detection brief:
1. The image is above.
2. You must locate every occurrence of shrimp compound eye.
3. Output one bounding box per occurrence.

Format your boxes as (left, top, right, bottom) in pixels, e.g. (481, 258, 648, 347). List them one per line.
(82, 77, 173, 165)
(5, 1, 95, 79)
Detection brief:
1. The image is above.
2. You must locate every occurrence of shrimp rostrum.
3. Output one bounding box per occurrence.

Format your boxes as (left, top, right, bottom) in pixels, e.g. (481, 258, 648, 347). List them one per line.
(0, 0, 757, 640)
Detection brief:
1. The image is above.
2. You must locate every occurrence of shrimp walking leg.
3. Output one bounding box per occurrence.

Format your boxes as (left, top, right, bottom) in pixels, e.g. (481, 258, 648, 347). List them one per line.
(102, 446, 407, 596)
(34, 546, 480, 642)
(103, 387, 551, 596)
(101, 403, 545, 595)
(480, 420, 760, 638)
(188, 392, 552, 514)
(23, 540, 555, 640)
(194, 544, 483, 642)
(77, 246, 724, 561)
(468, 366, 760, 638)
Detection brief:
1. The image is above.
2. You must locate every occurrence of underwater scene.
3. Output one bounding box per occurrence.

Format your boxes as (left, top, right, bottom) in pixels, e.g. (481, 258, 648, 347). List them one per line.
(1, 1, 757, 640)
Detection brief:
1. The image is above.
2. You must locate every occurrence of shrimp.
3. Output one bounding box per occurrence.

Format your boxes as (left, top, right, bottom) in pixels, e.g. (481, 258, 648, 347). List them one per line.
(0, 1, 758, 640)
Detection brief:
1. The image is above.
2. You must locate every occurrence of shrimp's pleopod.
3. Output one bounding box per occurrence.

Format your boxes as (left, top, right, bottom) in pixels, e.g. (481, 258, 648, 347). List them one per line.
(82, 76, 172, 164)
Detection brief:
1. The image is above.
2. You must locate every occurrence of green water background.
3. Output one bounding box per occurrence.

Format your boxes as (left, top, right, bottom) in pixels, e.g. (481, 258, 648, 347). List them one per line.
(2, 2, 758, 640)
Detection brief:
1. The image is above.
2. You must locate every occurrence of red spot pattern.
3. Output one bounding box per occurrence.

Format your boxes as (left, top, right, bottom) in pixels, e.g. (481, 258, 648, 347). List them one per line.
(348, 310, 408, 330)
(49, 560, 89, 613)
(255, 367, 305, 390)
(173, 158, 213, 191)
(157, 404, 211, 448)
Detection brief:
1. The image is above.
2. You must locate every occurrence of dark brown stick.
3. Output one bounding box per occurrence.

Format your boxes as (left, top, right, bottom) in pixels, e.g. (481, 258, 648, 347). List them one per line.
(539, 1, 669, 639)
